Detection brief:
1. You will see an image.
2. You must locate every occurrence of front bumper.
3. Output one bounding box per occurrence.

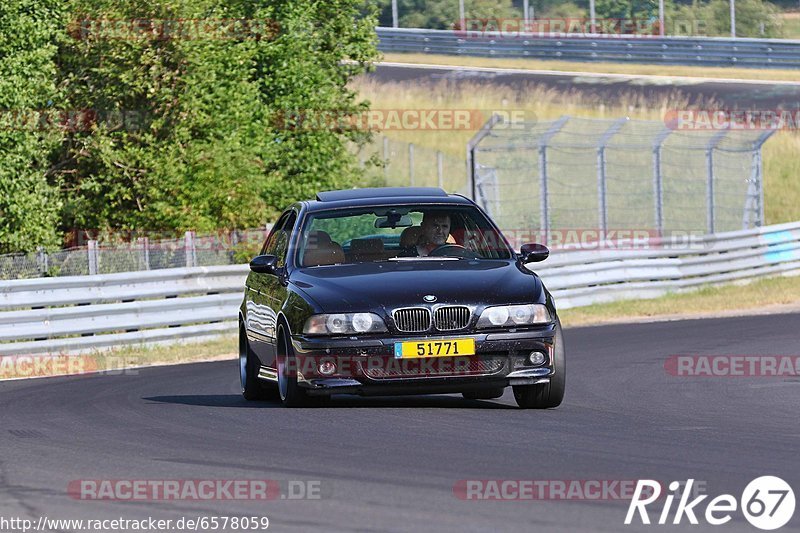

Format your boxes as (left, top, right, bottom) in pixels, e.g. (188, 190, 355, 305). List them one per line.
(289, 325, 557, 396)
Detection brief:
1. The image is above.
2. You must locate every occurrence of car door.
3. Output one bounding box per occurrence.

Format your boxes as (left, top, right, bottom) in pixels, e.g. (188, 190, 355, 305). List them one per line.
(245, 211, 292, 367)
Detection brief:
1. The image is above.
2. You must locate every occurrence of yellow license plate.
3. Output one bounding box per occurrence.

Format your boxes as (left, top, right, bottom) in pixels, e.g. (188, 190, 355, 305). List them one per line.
(394, 339, 475, 359)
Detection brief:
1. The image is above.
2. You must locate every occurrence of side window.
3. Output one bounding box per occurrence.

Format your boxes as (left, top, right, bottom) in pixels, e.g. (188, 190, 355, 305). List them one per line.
(272, 212, 297, 267)
(261, 212, 290, 256)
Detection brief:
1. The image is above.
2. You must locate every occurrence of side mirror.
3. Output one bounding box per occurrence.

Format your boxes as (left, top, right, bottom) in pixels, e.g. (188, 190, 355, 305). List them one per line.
(249, 254, 279, 274)
(519, 243, 549, 264)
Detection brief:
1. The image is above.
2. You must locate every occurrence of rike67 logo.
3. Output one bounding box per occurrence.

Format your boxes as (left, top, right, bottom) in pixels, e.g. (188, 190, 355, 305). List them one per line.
(625, 477, 795, 530)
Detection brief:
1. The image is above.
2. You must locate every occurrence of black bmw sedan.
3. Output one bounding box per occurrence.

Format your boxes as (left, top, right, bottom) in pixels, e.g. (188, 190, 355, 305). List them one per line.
(239, 187, 565, 408)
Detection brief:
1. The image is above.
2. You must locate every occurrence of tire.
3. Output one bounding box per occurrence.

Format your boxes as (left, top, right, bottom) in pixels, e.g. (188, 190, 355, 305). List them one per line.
(513, 317, 566, 409)
(276, 328, 327, 408)
(462, 387, 505, 400)
(240, 325, 277, 401)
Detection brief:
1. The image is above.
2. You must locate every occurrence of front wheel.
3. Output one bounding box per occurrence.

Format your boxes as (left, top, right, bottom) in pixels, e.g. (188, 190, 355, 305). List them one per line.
(513, 318, 566, 409)
(277, 329, 327, 407)
(240, 326, 276, 401)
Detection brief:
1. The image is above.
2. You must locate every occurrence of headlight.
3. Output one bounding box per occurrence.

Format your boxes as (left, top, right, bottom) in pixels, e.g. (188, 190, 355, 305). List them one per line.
(477, 304, 551, 328)
(303, 313, 387, 335)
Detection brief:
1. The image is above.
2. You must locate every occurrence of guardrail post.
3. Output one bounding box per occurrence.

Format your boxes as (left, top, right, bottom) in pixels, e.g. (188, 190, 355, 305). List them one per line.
(185, 231, 197, 268)
(87, 240, 99, 275)
(408, 143, 414, 186)
(705, 131, 728, 234)
(652, 127, 672, 236)
(437, 151, 444, 189)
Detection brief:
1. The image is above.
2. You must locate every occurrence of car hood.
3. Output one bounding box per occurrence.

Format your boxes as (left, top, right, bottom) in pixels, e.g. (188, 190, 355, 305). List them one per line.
(289, 259, 544, 312)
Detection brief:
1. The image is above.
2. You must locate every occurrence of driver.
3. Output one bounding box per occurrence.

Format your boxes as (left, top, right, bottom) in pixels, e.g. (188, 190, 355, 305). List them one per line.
(415, 212, 451, 256)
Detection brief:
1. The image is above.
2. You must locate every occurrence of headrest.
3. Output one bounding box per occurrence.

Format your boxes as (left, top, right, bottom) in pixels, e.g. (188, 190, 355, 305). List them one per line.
(400, 226, 423, 248)
(350, 238, 384, 254)
(306, 230, 332, 247)
(302, 240, 344, 267)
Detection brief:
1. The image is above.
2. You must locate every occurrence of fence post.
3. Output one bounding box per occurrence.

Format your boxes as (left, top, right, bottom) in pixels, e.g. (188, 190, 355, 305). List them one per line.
(437, 151, 444, 189)
(87, 240, 99, 275)
(139, 237, 150, 271)
(538, 116, 570, 238)
(752, 130, 776, 228)
(596, 118, 627, 234)
(36, 246, 49, 276)
(383, 137, 389, 179)
(705, 131, 728, 234)
(466, 114, 503, 202)
(408, 143, 415, 186)
(652, 127, 672, 236)
(185, 231, 197, 268)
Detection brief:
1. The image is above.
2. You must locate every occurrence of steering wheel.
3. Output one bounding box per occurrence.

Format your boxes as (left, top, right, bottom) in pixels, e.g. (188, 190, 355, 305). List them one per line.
(428, 244, 479, 259)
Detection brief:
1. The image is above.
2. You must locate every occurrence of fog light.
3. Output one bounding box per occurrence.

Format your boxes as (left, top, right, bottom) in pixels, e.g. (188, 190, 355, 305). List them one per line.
(528, 351, 546, 366)
(318, 360, 337, 376)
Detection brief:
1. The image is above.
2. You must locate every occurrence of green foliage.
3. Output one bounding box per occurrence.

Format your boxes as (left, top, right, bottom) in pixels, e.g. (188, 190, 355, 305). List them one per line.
(0, 0, 64, 253)
(668, 0, 784, 37)
(53, 0, 380, 236)
(1, 0, 379, 253)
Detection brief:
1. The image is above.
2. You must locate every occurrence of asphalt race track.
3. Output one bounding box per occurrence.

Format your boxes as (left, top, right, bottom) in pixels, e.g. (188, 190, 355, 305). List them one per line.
(1, 313, 799, 532)
(370, 63, 800, 109)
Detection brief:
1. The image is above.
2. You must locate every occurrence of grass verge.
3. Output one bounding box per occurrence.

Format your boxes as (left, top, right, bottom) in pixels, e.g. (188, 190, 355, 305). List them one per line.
(0, 335, 236, 381)
(558, 274, 800, 327)
(380, 52, 800, 83)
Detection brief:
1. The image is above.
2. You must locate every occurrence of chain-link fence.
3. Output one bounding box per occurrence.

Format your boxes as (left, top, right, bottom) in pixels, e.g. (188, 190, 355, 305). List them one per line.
(358, 136, 468, 195)
(0, 121, 776, 280)
(0, 229, 271, 281)
(469, 115, 774, 237)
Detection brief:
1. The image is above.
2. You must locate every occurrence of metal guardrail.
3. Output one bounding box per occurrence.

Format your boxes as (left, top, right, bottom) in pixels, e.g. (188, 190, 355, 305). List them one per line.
(0, 265, 248, 356)
(377, 27, 800, 69)
(0, 221, 798, 355)
(535, 221, 800, 308)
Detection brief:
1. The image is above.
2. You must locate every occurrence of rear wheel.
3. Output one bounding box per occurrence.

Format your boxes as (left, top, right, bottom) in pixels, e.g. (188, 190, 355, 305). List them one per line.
(240, 326, 276, 401)
(462, 387, 505, 400)
(513, 318, 566, 409)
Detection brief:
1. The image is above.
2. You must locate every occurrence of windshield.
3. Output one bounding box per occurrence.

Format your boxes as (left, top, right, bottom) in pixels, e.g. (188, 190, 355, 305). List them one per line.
(296, 205, 513, 267)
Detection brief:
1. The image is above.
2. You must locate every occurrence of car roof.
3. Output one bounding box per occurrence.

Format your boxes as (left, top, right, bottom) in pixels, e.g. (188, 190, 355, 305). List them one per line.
(303, 187, 474, 212)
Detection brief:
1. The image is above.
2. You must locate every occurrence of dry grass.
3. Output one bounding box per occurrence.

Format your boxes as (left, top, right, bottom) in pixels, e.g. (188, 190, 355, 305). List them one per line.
(352, 77, 800, 225)
(381, 52, 800, 83)
(559, 274, 800, 327)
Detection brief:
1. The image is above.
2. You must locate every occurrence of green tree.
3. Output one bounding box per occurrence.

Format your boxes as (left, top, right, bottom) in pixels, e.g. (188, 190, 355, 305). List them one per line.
(0, 0, 64, 253)
(54, 0, 379, 235)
